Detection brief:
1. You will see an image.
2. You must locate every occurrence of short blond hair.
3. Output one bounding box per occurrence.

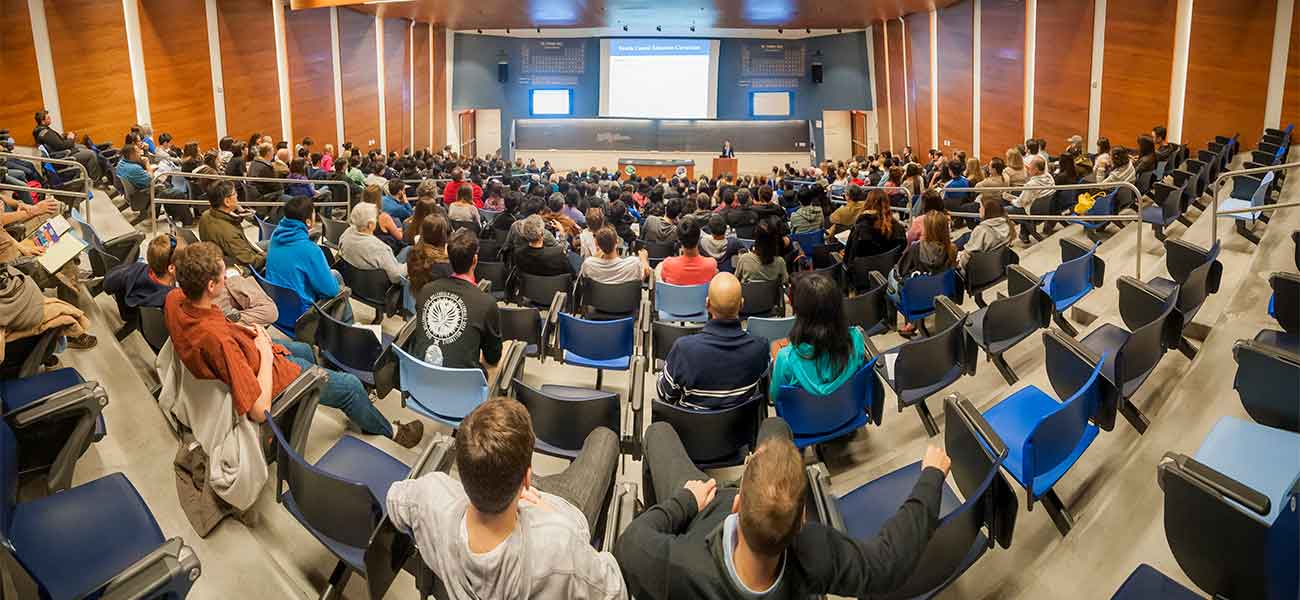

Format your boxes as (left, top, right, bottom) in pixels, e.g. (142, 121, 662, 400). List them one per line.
(738, 437, 806, 556)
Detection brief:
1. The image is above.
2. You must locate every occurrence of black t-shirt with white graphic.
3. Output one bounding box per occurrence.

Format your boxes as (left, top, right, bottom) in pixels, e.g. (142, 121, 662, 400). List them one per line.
(408, 277, 502, 370)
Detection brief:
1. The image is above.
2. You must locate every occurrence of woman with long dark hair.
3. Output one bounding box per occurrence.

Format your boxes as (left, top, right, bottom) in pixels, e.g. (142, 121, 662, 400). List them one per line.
(1135, 134, 1158, 176)
(734, 216, 788, 285)
(768, 271, 867, 400)
(844, 189, 906, 262)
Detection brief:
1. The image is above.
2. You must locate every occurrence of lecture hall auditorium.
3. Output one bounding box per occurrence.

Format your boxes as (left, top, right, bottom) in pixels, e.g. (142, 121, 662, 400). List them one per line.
(0, 0, 1297, 598)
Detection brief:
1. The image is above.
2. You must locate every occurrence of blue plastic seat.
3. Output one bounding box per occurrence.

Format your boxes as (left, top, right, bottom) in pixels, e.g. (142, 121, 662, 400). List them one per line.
(1109, 565, 1203, 600)
(392, 345, 488, 428)
(514, 380, 621, 460)
(654, 281, 709, 322)
(0, 368, 107, 442)
(1194, 417, 1300, 526)
(0, 420, 199, 600)
(1141, 182, 1185, 239)
(1036, 240, 1104, 336)
(557, 313, 636, 389)
(1068, 188, 1125, 232)
(775, 360, 885, 449)
(745, 316, 795, 346)
(890, 268, 961, 325)
(982, 331, 1107, 535)
(1219, 172, 1276, 244)
(256, 215, 277, 241)
(252, 268, 311, 337)
(789, 229, 825, 255)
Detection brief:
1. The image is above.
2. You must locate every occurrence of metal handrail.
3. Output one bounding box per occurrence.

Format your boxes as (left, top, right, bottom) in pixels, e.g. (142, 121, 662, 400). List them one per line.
(0, 150, 93, 224)
(1209, 160, 1300, 239)
(148, 170, 352, 232)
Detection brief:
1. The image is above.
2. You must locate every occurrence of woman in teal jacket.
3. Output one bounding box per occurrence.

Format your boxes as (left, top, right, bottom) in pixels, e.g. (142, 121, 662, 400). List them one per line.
(769, 272, 867, 401)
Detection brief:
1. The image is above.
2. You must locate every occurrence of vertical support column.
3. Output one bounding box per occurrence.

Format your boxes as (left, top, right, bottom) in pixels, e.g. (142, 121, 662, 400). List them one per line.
(1167, 0, 1194, 144)
(865, 28, 880, 154)
(1024, 0, 1037, 139)
(972, 0, 982, 158)
(409, 22, 415, 149)
(882, 22, 895, 152)
(27, 0, 62, 131)
(1087, 0, 1107, 150)
(330, 7, 345, 148)
(929, 9, 939, 151)
(899, 17, 912, 150)
(376, 16, 388, 153)
(271, 0, 293, 143)
(205, 0, 227, 139)
(429, 23, 435, 149)
(445, 28, 456, 149)
(1265, 0, 1295, 129)
(122, 0, 151, 126)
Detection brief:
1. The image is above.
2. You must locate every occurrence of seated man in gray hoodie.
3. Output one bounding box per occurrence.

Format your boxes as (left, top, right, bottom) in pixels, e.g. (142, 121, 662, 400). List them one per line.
(339, 202, 406, 284)
(386, 398, 625, 600)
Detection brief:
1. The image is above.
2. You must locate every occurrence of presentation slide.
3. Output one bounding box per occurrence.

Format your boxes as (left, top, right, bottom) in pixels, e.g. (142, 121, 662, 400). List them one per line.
(600, 39, 719, 119)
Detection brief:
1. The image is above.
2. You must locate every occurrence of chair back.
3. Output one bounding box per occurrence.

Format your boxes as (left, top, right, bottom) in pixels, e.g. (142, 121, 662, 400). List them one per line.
(513, 380, 621, 457)
(252, 268, 310, 335)
(848, 247, 902, 293)
(790, 230, 825, 254)
(1232, 340, 1300, 433)
(1269, 273, 1300, 335)
(580, 279, 642, 319)
(477, 238, 503, 261)
(449, 219, 480, 235)
(1114, 277, 1183, 396)
(1172, 253, 1217, 321)
(0, 421, 16, 543)
(256, 216, 277, 242)
(746, 316, 795, 346)
(338, 261, 394, 309)
(981, 283, 1053, 347)
(321, 218, 347, 246)
(740, 279, 783, 318)
(813, 260, 844, 288)
(965, 248, 1018, 295)
(642, 240, 678, 259)
(651, 394, 764, 467)
(266, 417, 380, 550)
(475, 261, 507, 295)
(1249, 172, 1275, 208)
(499, 306, 543, 353)
(175, 227, 200, 245)
(478, 209, 502, 227)
(518, 273, 572, 308)
(844, 282, 893, 336)
(893, 312, 968, 400)
(557, 314, 635, 362)
(650, 321, 704, 367)
(139, 306, 171, 354)
(1135, 170, 1155, 196)
(776, 361, 884, 446)
(392, 345, 487, 425)
(654, 281, 708, 320)
(1045, 243, 1099, 310)
(899, 269, 961, 319)
(316, 308, 384, 379)
(1026, 332, 1106, 493)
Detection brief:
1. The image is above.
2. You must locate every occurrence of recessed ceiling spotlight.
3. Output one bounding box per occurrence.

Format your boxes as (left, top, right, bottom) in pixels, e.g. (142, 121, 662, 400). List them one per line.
(689, 25, 695, 32)
(505, 28, 510, 33)
(777, 28, 783, 34)
(837, 28, 843, 33)
(656, 25, 662, 32)
(623, 24, 629, 32)
(476, 29, 483, 34)
(805, 28, 811, 34)
(536, 27, 541, 33)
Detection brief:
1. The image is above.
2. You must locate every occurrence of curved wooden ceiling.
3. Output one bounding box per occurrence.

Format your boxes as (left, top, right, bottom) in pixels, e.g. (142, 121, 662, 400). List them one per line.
(291, 0, 959, 30)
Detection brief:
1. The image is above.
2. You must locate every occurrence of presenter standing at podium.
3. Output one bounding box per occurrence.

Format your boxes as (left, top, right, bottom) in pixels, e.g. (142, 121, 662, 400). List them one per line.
(720, 140, 735, 158)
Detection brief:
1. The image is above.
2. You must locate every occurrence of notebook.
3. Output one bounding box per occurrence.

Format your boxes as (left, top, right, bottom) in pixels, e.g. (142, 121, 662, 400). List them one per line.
(28, 215, 87, 274)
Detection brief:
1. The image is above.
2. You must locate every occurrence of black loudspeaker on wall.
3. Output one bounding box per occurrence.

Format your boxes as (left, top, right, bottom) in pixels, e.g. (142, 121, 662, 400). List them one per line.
(811, 63, 823, 84)
(497, 62, 509, 83)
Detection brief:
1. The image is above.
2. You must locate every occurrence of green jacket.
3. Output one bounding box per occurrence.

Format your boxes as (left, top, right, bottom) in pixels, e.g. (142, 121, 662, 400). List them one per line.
(197, 208, 265, 271)
(769, 326, 867, 401)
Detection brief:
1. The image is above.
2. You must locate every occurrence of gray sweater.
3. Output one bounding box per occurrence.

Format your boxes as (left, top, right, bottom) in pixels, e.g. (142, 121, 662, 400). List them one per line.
(339, 227, 406, 283)
(386, 473, 627, 600)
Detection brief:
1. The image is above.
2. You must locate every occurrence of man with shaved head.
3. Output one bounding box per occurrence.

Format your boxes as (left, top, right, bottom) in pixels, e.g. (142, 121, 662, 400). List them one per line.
(656, 272, 770, 409)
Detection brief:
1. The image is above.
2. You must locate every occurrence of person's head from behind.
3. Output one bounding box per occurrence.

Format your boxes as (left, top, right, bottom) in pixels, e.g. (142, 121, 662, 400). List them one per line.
(585, 207, 605, 232)
(458, 185, 474, 205)
(920, 189, 945, 214)
(979, 195, 1007, 221)
(1025, 139, 1040, 156)
(947, 159, 965, 179)
(663, 198, 682, 221)
(350, 202, 379, 235)
(208, 181, 238, 211)
(1137, 135, 1155, 158)
(388, 178, 406, 199)
(175, 242, 227, 302)
(422, 214, 450, 248)
(677, 217, 702, 253)
(753, 216, 781, 266)
(1152, 126, 1167, 144)
(797, 187, 816, 207)
(547, 192, 564, 214)
(757, 185, 773, 204)
(594, 226, 619, 258)
(1026, 155, 1045, 176)
(147, 234, 185, 281)
(1112, 146, 1132, 168)
(708, 214, 727, 240)
(865, 190, 894, 236)
(922, 212, 956, 263)
(1096, 137, 1111, 156)
(521, 215, 546, 248)
(456, 398, 535, 515)
(789, 272, 851, 375)
(363, 183, 383, 208)
(447, 228, 478, 276)
(258, 142, 274, 160)
(847, 184, 867, 204)
(290, 157, 308, 176)
(706, 272, 742, 320)
(731, 434, 805, 559)
(284, 196, 315, 227)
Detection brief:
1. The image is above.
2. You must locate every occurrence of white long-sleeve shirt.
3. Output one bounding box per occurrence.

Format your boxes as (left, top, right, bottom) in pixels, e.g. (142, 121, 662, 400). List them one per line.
(1006, 173, 1057, 209)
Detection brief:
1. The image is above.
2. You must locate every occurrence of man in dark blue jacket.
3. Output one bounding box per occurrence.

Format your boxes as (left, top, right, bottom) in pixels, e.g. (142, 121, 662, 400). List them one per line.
(656, 272, 768, 409)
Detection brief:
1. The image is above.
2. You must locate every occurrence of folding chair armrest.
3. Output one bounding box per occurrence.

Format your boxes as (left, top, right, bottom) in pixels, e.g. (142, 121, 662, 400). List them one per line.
(90, 537, 202, 600)
(270, 366, 327, 458)
(804, 463, 846, 533)
(5, 381, 107, 494)
(867, 270, 888, 291)
(1117, 276, 1175, 331)
(541, 292, 567, 362)
(1007, 265, 1041, 297)
(947, 393, 1008, 459)
(601, 481, 641, 553)
(104, 231, 146, 264)
(1158, 452, 1271, 517)
(408, 432, 456, 480)
(862, 335, 883, 362)
(477, 278, 492, 293)
(626, 355, 646, 459)
(1059, 237, 1093, 263)
(1163, 238, 1210, 284)
(493, 340, 527, 397)
(934, 296, 966, 332)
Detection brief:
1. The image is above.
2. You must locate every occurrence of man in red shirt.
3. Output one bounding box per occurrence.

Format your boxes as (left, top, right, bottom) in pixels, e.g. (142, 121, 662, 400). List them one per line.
(441, 167, 483, 208)
(164, 242, 423, 447)
(656, 218, 718, 286)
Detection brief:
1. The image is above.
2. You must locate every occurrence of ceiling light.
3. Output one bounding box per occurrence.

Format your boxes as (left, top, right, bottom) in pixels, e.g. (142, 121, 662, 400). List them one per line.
(690, 25, 695, 32)
(536, 27, 541, 33)
(656, 25, 662, 32)
(623, 24, 629, 32)
(805, 28, 811, 33)
(477, 29, 483, 34)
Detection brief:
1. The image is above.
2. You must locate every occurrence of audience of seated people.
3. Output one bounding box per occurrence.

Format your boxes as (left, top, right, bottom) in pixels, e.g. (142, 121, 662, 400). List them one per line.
(265, 196, 353, 322)
(769, 271, 870, 396)
(409, 230, 503, 375)
(199, 181, 266, 271)
(579, 227, 651, 285)
(658, 273, 770, 409)
(657, 218, 718, 285)
(340, 202, 407, 284)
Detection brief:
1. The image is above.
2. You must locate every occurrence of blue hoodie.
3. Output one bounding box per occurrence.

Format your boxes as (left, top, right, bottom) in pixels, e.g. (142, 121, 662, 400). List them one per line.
(265, 218, 339, 307)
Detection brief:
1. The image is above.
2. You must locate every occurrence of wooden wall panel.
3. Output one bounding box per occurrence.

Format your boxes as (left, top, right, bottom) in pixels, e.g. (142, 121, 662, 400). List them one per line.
(340, 8, 381, 151)
(1099, 0, 1176, 150)
(0, 0, 45, 141)
(383, 18, 411, 153)
(1286, 8, 1300, 132)
(1182, 0, 1275, 149)
(871, 25, 892, 152)
(979, 0, 1024, 160)
(286, 7, 337, 148)
(1033, 0, 1093, 156)
(906, 12, 932, 153)
(413, 24, 431, 150)
(432, 26, 448, 149)
(937, 1, 974, 155)
(218, 0, 281, 141)
(44, 0, 135, 143)
(139, 0, 216, 148)
(886, 20, 910, 154)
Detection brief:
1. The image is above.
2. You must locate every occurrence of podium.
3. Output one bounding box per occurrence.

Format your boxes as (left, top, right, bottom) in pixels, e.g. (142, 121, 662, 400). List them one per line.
(712, 157, 738, 177)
